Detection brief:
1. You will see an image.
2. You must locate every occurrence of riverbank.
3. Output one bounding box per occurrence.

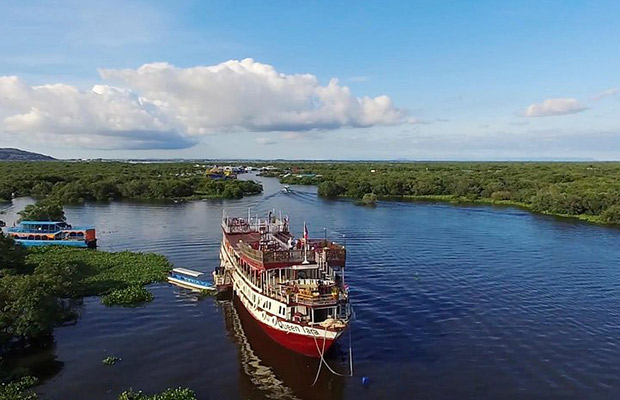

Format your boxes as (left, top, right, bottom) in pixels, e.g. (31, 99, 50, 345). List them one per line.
(382, 194, 609, 225)
(270, 161, 620, 226)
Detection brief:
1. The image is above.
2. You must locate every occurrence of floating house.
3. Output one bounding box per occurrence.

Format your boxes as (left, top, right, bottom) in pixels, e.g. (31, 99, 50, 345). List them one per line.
(7, 221, 97, 248)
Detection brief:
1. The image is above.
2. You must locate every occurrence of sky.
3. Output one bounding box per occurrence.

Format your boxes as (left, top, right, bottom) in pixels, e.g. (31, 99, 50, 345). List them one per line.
(0, 0, 619, 160)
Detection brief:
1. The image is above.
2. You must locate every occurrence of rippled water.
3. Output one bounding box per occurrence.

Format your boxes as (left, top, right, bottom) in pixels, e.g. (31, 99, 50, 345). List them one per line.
(2, 174, 620, 399)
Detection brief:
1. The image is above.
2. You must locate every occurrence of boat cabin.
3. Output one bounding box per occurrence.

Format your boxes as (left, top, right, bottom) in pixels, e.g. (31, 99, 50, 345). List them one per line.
(222, 213, 349, 324)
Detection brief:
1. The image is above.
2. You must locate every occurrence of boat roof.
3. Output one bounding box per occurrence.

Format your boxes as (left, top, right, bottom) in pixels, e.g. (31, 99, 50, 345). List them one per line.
(172, 267, 204, 277)
(20, 221, 66, 225)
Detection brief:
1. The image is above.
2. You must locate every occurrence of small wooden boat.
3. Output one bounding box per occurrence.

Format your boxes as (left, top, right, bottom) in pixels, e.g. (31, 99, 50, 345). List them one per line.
(168, 267, 216, 292)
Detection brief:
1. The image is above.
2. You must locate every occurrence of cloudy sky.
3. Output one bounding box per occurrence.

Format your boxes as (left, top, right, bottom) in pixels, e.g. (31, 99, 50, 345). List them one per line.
(1, 0, 619, 160)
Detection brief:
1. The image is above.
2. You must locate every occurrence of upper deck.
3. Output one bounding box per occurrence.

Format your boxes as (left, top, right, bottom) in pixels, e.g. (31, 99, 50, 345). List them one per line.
(8, 221, 95, 234)
(222, 213, 346, 270)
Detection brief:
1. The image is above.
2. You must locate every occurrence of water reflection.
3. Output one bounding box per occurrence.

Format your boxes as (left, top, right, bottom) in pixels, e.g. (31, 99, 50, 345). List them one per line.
(221, 298, 346, 400)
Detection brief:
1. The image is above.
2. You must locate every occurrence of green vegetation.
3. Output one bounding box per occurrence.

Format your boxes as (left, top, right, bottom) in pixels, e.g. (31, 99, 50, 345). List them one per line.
(1, 237, 171, 350)
(102, 356, 121, 365)
(118, 387, 197, 400)
(17, 199, 65, 222)
(0, 161, 262, 203)
(359, 193, 378, 206)
(0, 375, 197, 400)
(0, 376, 38, 400)
(273, 162, 620, 224)
(101, 286, 154, 307)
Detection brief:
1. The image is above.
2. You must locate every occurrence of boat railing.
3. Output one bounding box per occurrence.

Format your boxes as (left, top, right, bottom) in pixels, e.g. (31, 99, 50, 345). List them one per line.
(238, 242, 317, 265)
(263, 249, 315, 264)
(294, 291, 338, 306)
(238, 242, 264, 262)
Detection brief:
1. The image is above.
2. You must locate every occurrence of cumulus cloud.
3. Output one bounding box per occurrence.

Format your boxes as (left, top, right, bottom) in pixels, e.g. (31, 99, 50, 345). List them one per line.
(99, 59, 405, 133)
(0, 59, 406, 150)
(524, 98, 587, 117)
(0, 76, 195, 149)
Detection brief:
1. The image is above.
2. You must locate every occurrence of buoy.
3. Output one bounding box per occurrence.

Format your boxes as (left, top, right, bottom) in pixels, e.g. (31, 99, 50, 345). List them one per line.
(361, 376, 369, 385)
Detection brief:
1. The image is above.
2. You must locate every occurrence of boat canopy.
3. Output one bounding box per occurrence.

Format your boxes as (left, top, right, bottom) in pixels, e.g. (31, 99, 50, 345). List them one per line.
(20, 221, 66, 225)
(172, 267, 204, 277)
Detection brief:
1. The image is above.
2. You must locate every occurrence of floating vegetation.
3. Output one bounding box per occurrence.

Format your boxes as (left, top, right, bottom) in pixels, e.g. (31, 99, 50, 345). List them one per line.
(101, 286, 154, 307)
(117, 387, 197, 400)
(102, 356, 121, 366)
(25, 247, 171, 298)
(0, 376, 38, 400)
(1, 242, 171, 348)
(357, 193, 377, 206)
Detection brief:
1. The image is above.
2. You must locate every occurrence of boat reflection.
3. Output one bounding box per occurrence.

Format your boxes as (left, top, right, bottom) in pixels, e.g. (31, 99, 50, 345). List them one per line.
(220, 297, 347, 400)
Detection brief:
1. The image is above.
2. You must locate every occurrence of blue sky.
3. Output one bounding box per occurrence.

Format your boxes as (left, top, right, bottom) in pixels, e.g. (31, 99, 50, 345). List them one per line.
(0, 0, 619, 160)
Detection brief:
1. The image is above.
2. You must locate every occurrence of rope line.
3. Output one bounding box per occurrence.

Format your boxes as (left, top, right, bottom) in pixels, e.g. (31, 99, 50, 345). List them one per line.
(310, 325, 354, 386)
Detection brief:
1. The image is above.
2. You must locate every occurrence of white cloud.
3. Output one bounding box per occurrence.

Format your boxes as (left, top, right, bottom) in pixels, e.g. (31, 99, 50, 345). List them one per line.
(99, 59, 406, 134)
(0, 76, 194, 149)
(524, 98, 587, 117)
(0, 59, 406, 150)
(592, 88, 619, 101)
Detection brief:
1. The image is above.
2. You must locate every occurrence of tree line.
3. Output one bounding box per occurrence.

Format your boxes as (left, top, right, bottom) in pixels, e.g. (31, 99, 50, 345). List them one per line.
(0, 161, 262, 203)
(275, 162, 620, 224)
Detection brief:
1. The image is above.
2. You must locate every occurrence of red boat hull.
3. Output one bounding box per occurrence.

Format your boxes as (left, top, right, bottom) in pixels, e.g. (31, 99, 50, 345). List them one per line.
(235, 297, 337, 358)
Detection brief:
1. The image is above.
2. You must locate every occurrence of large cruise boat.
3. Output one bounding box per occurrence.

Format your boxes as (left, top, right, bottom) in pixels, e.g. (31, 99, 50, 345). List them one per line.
(214, 211, 351, 357)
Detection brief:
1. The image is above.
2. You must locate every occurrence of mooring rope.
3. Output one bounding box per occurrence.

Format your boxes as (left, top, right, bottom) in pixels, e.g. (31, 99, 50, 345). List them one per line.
(310, 324, 354, 386)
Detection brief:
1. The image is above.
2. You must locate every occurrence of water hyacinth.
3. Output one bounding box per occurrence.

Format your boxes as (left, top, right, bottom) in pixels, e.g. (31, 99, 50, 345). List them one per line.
(101, 286, 154, 307)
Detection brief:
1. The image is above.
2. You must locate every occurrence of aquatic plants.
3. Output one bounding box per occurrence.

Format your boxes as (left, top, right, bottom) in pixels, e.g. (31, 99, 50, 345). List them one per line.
(0, 375, 198, 400)
(102, 356, 121, 365)
(25, 247, 170, 298)
(359, 193, 377, 206)
(1, 236, 171, 349)
(117, 387, 197, 400)
(101, 286, 154, 307)
(0, 376, 38, 400)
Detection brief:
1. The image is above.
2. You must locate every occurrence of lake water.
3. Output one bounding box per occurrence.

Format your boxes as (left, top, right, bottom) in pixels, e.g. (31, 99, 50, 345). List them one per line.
(2, 174, 620, 399)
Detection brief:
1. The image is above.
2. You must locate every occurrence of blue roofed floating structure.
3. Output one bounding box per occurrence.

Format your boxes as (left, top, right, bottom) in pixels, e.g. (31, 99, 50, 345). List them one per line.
(7, 220, 97, 248)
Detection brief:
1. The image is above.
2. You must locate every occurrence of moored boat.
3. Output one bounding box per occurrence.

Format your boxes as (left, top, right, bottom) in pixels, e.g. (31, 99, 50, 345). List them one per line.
(7, 221, 97, 248)
(214, 211, 352, 358)
(168, 267, 216, 292)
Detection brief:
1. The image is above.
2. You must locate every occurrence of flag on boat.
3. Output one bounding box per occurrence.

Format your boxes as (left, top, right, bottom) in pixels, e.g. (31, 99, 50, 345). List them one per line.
(304, 222, 309, 242)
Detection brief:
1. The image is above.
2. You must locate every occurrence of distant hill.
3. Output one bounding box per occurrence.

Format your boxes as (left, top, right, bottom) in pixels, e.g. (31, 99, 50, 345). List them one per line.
(0, 148, 55, 161)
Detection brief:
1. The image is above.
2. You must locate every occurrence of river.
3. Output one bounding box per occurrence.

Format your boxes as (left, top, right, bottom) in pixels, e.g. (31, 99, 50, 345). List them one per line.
(2, 174, 620, 399)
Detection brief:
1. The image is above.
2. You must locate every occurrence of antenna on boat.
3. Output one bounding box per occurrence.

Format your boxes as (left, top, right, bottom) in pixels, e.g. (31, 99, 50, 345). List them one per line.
(302, 221, 310, 264)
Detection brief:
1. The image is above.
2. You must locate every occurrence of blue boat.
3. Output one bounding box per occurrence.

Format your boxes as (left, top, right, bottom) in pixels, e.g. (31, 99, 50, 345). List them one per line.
(7, 221, 97, 248)
(168, 267, 216, 291)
